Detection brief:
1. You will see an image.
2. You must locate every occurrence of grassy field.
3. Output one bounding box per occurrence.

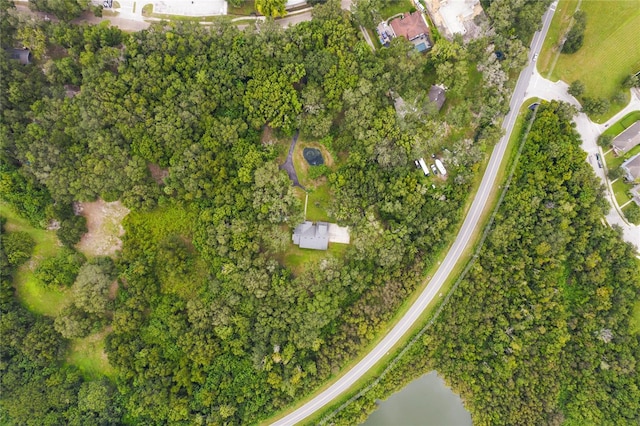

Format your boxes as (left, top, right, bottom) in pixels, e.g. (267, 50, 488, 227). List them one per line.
(67, 328, 115, 379)
(606, 144, 640, 170)
(612, 178, 632, 206)
(282, 243, 349, 276)
(539, 0, 640, 121)
(2, 202, 116, 377)
(1, 202, 69, 316)
(379, 0, 414, 20)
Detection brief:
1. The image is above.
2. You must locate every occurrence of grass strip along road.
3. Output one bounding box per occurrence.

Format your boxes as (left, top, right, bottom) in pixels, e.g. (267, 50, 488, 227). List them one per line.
(271, 3, 559, 425)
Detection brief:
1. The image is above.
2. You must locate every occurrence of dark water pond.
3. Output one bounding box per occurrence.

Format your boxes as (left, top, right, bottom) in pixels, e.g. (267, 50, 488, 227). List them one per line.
(303, 147, 324, 166)
(363, 371, 472, 426)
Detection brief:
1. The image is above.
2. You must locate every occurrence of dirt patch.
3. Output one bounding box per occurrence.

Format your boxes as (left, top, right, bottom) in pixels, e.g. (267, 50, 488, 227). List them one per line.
(108, 279, 119, 300)
(148, 163, 169, 185)
(75, 200, 129, 258)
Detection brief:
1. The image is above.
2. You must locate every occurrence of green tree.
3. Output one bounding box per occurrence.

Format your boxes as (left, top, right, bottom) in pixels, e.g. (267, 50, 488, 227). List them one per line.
(568, 80, 585, 97)
(597, 133, 613, 148)
(255, 0, 286, 17)
(2, 231, 35, 266)
(35, 248, 85, 288)
(581, 96, 609, 115)
(562, 10, 586, 54)
(71, 257, 115, 316)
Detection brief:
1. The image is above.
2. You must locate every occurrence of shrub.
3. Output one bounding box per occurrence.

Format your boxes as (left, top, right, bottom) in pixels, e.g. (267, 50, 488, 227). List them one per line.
(624, 203, 640, 225)
(35, 248, 86, 288)
(2, 231, 35, 267)
(597, 134, 613, 148)
(568, 80, 585, 97)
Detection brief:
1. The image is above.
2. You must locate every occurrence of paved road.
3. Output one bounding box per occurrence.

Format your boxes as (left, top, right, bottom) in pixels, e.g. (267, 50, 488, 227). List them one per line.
(271, 3, 559, 425)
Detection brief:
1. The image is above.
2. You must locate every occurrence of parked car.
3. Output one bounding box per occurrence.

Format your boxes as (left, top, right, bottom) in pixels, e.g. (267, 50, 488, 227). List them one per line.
(595, 153, 603, 168)
(431, 164, 438, 175)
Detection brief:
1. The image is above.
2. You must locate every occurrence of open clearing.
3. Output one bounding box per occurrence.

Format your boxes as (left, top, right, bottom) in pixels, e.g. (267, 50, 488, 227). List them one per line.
(76, 199, 129, 258)
(2, 202, 68, 316)
(539, 0, 640, 119)
(67, 327, 115, 379)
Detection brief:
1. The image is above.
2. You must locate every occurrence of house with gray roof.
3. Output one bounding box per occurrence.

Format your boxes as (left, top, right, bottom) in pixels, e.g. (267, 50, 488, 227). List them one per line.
(621, 153, 640, 182)
(429, 85, 446, 111)
(292, 221, 329, 250)
(6, 48, 31, 65)
(612, 120, 640, 155)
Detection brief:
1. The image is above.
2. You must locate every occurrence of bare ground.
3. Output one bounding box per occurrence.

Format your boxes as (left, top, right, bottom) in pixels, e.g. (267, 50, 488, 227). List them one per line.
(75, 200, 129, 257)
(148, 163, 169, 184)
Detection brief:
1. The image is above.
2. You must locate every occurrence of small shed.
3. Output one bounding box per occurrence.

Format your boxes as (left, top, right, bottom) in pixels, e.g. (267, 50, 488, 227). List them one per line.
(429, 85, 446, 111)
(7, 48, 32, 65)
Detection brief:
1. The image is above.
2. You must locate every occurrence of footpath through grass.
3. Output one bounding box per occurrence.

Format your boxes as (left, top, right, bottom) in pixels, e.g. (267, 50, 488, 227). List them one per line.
(539, 0, 640, 121)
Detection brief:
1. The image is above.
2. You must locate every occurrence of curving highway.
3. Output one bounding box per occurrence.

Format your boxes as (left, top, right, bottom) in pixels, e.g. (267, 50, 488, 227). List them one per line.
(272, 3, 558, 425)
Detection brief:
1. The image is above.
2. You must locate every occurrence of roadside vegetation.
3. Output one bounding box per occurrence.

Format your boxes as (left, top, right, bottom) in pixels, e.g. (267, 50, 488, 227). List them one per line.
(539, 0, 640, 121)
(324, 102, 640, 425)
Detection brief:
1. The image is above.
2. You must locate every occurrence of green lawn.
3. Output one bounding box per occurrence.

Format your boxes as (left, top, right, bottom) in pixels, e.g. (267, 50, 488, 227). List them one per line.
(282, 243, 348, 276)
(602, 110, 640, 138)
(539, 0, 640, 122)
(67, 329, 115, 379)
(612, 178, 632, 206)
(304, 185, 333, 222)
(379, 0, 414, 20)
(606, 144, 640, 170)
(1, 202, 69, 316)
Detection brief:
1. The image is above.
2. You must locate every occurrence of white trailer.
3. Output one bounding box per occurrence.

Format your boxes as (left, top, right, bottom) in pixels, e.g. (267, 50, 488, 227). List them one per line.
(435, 159, 447, 175)
(418, 158, 430, 176)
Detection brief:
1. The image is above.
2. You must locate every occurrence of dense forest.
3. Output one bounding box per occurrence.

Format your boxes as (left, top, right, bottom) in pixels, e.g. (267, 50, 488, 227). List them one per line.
(326, 102, 640, 425)
(0, 0, 589, 424)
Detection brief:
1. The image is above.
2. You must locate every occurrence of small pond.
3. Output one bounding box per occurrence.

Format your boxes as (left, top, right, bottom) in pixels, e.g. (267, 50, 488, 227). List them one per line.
(363, 371, 472, 426)
(303, 147, 324, 166)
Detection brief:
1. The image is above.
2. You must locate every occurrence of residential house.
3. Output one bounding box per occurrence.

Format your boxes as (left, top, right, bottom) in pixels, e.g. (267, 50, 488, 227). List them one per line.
(389, 12, 431, 52)
(612, 120, 640, 155)
(428, 85, 446, 111)
(292, 221, 329, 250)
(621, 153, 640, 182)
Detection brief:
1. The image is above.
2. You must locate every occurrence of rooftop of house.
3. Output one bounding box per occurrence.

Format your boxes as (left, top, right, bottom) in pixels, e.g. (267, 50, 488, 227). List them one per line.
(612, 120, 640, 154)
(292, 221, 329, 250)
(390, 12, 429, 41)
(428, 85, 446, 110)
(622, 153, 640, 181)
(6, 48, 31, 65)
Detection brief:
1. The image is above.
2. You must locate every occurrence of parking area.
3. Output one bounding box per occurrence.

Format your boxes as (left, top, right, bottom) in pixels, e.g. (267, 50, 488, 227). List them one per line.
(153, 0, 227, 16)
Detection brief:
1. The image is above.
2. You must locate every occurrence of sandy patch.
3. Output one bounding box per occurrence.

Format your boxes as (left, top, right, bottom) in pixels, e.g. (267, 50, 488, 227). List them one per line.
(75, 200, 129, 257)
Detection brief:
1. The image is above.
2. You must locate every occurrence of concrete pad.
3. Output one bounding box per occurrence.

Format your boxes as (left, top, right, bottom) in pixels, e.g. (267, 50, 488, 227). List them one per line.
(153, 0, 227, 16)
(328, 224, 350, 244)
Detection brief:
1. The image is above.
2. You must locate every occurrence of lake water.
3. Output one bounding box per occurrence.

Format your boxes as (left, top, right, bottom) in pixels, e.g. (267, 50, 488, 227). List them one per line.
(363, 371, 472, 426)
